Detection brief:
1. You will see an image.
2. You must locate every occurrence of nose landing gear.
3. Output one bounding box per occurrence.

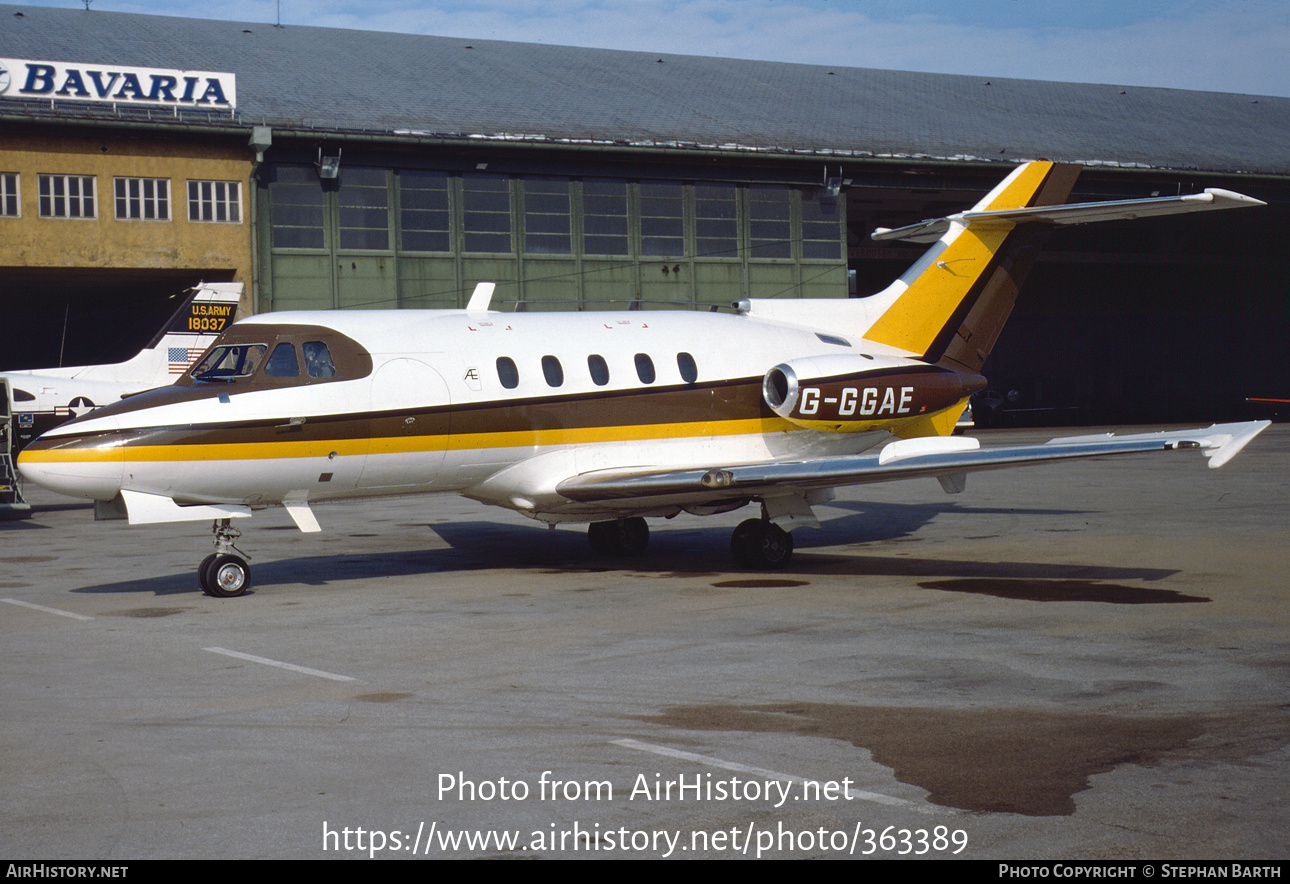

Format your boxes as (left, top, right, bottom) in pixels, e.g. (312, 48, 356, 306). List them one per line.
(199, 518, 252, 597)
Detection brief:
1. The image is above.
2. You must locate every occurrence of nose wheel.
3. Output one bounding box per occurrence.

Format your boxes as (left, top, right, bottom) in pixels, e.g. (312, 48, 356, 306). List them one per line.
(199, 519, 252, 597)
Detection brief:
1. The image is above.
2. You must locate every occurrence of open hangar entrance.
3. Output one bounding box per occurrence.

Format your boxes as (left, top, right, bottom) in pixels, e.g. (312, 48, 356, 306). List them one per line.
(0, 267, 237, 371)
(843, 165, 1289, 425)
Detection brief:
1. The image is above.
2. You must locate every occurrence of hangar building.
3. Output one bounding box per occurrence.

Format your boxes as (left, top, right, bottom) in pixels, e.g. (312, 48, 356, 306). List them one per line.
(2, 4, 1287, 422)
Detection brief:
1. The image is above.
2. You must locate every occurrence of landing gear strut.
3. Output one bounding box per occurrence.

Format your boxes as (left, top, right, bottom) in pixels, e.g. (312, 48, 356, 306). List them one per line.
(199, 518, 252, 597)
(730, 517, 793, 570)
(587, 517, 650, 556)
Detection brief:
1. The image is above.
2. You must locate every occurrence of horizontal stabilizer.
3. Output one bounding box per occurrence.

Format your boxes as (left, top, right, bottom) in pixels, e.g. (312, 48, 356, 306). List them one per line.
(873, 189, 1265, 243)
(556, 421, 1270, 502)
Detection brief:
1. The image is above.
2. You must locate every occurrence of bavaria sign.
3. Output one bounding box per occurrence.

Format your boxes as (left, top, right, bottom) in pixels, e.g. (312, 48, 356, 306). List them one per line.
(0, 58, 236, 109)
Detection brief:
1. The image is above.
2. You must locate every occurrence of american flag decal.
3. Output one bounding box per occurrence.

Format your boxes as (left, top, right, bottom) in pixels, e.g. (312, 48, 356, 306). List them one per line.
(169, 347, 204, 374)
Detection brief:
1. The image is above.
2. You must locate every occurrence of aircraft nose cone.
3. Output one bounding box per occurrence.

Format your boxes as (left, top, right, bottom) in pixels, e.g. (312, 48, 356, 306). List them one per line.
(16, 426, 126, 502)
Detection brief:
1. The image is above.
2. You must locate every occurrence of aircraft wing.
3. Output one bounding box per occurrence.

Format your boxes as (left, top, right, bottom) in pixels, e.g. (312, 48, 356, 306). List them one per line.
(556, 421, 1269, 503)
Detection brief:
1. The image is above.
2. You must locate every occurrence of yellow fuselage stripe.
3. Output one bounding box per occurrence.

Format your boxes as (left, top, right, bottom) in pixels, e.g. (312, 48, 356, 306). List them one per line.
(23, 416, 818, 463)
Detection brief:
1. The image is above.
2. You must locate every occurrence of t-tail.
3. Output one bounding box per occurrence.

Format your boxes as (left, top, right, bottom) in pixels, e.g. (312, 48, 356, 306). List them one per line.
(858, 160, 1263, 372)
(741, 161, 1262, 379)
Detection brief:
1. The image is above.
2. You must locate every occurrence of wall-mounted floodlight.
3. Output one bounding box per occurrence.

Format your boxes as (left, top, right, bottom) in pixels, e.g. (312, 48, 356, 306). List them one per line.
(316, 147, 342, 179)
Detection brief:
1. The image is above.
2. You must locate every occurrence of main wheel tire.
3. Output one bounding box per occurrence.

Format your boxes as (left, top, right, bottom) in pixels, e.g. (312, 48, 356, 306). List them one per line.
(203, 554, 251, 598)
(732, 520, 793, 570)
(198, 553, 219, 592)
(588, 517, 650, 556)
(730, 519, 761, 567)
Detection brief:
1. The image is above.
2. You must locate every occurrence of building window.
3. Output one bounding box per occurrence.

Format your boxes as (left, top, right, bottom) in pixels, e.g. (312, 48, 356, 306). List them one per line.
(399, 170, 450, 252)
(1, 173, 19, 217)
(337, 168, 390, 250)
(582, 179, 629, 256)
(269, 167, 322, 248)
(462, 173, 512, 253)
(189, 180, 242, 223)
(801, 189, 841, 259)
(38, 174, 96, 218)
(115, 177, 170, 221)
(748, 185, 792, 258)
(523, 177, 571, 255)
(639, 181, 684, 257)
(695, 183, 738, 258)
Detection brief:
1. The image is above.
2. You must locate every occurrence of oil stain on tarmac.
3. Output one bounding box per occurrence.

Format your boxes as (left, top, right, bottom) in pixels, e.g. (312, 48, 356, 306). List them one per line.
(639, 703, 1210, 816)
(919, 578, 1208, 604)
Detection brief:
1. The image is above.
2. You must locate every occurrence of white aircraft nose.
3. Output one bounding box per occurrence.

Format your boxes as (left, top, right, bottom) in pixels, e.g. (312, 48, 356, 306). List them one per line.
(16, 426, 126, 502)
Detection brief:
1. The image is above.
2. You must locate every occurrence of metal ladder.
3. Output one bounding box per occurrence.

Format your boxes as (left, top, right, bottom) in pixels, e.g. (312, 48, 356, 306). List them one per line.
(1, 379, 32, 518)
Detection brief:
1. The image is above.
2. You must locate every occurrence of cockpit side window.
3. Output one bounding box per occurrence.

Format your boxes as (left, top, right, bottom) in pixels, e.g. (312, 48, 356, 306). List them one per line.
(303, 341, 336, 378)
(264, 342, 300, 377)
(191, 344, 267, 381)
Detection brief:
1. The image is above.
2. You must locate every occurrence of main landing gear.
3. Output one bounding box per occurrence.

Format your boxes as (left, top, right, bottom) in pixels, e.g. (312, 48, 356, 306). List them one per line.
(730, 518, 794, 570)
(587, 517, 650, 556)
(199, 518, 252, 598)
(586, 512, 794, 570)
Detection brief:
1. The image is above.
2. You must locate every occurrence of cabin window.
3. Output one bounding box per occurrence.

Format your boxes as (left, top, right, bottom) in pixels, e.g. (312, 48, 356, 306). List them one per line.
(264, 343, 300, 377)
(634, 353, 656, 384)
(542, 355, 564, 387)
(496, 357, 519, 389)
(192, 344, 267, 381)
(12, 387, 35, 402)
(588, 354, 610, 386)
(303, 342, 336, 378)
(677, 352, 698, 383)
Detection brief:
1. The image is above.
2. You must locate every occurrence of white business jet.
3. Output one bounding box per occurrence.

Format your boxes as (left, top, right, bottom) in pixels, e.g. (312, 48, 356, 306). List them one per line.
(17, 163, 1268, 596)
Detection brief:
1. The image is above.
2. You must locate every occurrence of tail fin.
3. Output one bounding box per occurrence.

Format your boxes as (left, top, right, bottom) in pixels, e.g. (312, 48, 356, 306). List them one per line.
(52, 282, 242, 383)
(862, 161, 1080, 371)
(861, 161, 1264, 371)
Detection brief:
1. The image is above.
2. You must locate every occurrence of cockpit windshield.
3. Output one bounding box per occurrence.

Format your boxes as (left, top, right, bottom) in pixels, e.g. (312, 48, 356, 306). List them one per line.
(181, 323, 372, 389)
(191, 344, 267, 382)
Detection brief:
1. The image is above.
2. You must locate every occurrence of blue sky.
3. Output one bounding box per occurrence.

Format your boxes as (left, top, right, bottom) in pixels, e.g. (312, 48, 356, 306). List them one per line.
(9, 0, 1290, 97)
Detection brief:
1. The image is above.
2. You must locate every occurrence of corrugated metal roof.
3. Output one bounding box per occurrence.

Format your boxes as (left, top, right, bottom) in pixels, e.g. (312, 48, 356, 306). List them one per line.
(2, 4, 1287, 175)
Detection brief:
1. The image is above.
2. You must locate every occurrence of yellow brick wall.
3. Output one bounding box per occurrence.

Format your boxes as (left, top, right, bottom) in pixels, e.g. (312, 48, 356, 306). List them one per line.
(0, 130, 253, 287)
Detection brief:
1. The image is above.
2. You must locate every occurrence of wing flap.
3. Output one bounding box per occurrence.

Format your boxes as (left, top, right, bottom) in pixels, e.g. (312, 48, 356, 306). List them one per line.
(556, 421, 1269, 503)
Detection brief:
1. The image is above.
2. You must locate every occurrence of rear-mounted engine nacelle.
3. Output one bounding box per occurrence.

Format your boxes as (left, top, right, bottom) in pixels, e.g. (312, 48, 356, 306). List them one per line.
(762, 354, 983, 432)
